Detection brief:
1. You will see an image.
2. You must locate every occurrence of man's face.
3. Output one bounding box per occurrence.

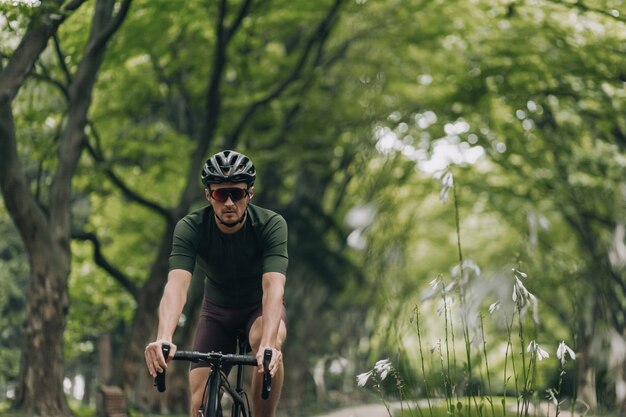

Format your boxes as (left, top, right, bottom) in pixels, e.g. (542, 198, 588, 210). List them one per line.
(205, 182, 254, 227)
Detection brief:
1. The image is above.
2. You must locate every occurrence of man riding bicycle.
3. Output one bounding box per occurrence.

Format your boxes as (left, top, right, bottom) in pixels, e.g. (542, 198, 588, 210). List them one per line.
(144, 150, 288, 417)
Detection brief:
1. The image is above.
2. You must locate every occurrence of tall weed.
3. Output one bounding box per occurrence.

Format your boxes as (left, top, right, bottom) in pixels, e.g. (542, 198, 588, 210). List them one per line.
(357, 172, 578, 417)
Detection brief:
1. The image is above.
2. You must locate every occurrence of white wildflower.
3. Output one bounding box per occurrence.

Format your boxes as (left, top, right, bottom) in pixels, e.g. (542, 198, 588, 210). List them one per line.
(512, 271, 538, 322)
(537, 345, 550, 360)
(452, 259, 481, 287)
(437, 295, 455, 316)
(512, 277, 528, 302)
(356, 370, 373, 387)
(374, 359, 392, 381)
(546, 388, 558, 407)
(556, 341, 576, 366)
(514, 268, 527, 278)
(489, 301, 501, 315)
(419, 278, 442, 301)
(531, 300, 540, 325)
(527, 341, 550, 361)
(435, 170, 454, 203)
(356, 359, 395, 387)
(444, 281, 456, 294)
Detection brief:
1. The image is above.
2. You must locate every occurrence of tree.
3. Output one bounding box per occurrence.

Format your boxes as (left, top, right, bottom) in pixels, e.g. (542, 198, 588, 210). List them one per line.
(0, 0, 130, 414)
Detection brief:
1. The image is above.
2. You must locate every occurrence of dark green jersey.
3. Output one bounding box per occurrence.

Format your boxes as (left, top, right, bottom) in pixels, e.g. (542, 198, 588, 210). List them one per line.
(169, 204, 288, 307)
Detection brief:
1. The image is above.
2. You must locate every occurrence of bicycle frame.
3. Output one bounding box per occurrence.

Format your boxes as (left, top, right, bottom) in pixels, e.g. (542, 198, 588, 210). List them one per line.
(206, 369, 248, 416)
(212, 335, 250, 417)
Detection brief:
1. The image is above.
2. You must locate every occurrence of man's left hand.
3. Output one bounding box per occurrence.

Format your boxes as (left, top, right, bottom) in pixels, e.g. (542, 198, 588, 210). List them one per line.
(256, 346, 282, 377)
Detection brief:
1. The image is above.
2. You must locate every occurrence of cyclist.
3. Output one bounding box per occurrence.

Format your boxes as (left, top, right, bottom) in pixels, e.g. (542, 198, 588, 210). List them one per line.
(144, 150, 288, 417)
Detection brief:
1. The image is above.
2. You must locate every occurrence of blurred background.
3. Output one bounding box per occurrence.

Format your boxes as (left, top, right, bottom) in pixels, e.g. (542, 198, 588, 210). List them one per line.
(0, 0, 625, 416)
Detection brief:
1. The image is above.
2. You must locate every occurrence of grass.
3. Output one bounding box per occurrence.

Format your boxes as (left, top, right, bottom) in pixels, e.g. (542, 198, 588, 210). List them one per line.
(395, 401, 519, 417)
(394, 400, 619, 417)
(356, 172, 584, 417)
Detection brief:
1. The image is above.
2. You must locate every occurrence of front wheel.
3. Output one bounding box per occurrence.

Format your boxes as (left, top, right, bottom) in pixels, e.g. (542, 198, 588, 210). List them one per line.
(202, 370, 223, 417)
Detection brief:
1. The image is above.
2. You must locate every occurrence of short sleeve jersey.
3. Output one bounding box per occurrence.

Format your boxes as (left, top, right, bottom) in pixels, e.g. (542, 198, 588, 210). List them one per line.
(168, 204, 288, 307)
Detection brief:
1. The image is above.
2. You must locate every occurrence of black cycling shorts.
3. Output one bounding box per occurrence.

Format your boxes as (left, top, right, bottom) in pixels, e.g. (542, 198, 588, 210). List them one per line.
(190, 297, 287, 371)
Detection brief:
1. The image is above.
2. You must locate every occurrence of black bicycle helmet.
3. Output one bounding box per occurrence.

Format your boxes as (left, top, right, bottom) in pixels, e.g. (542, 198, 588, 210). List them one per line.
(201, 150, 256, 185)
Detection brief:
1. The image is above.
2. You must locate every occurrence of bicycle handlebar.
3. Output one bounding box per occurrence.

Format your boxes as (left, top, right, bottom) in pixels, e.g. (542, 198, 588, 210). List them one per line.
(153, 343, 272, 400)
(261, 349, 272, 400)
(154, 344, 170, 392)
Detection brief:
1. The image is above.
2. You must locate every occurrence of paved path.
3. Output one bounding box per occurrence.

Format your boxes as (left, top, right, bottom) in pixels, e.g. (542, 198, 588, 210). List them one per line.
(309, 401, 420, 417)
(310, 403, 394, 417)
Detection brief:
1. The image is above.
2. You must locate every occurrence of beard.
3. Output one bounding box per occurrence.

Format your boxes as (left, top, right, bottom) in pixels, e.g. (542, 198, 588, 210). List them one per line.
(216, 210, 246, 228)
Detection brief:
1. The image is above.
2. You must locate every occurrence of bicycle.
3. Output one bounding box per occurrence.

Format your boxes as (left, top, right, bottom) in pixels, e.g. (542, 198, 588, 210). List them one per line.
(154, 335, 272, 417)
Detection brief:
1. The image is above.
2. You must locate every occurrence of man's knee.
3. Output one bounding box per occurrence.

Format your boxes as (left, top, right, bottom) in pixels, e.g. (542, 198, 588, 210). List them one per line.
(248, 319, 287, 352)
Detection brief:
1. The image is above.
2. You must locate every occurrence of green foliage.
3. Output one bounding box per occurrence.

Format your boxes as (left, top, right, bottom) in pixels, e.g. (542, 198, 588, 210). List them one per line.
(2, 0, 625, 412)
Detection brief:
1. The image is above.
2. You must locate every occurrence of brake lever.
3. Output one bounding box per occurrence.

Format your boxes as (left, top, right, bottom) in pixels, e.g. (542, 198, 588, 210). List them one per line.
(261, 349, 272, 400)
(154, 343, 170, 392)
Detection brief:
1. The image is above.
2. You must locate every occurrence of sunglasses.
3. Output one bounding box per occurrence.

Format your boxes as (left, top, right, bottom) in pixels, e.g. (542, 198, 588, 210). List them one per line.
(209, 187, 250, 202)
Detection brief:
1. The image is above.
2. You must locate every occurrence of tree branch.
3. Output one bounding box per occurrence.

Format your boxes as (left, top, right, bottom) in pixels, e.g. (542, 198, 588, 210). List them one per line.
(83, 127, 175, 225)
(0, 0, 86, 106)
(50, 0, 132, 233)
(29, 62, 69, 99)
(148, 44, 196, 136)
(53, 33, 73, 87)
(178, 0, 238, 208)
(72, 230, 139, 301)
(0, 104, 51, 253)
(224, 0, 346, 149)
(224, 0, 254, 43)
(88, 0, 133, 54)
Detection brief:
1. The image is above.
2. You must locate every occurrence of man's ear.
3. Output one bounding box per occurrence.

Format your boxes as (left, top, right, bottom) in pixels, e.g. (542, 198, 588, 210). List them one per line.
(249, 186, 254, 199)
(204, 188, 211, 200)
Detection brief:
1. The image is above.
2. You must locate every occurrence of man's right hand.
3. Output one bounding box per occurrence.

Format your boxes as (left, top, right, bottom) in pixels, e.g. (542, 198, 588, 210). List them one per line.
(144, 340, 178, 378)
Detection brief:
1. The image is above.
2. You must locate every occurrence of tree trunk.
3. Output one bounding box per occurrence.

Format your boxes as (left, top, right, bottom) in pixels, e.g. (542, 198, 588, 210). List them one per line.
(611, 329, 626, 417)
(98, 333, 113, 385)
(0, 1, 130, 415)
(0, 93, 73, 416)
(576, 325, 597, 410)
(14, 251, 71, 416)
(280, 280, 329, 412)
(82, 364, 94, 406)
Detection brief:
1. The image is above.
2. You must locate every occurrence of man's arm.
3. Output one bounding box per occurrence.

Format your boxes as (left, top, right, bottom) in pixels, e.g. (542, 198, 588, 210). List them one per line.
(257, 271, 286, 376)
(144, 268, 192, 377)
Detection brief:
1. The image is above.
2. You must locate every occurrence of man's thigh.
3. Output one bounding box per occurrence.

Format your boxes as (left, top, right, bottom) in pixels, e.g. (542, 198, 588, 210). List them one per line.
(247, 307, 288, 351)
(191, 298, 270, 369)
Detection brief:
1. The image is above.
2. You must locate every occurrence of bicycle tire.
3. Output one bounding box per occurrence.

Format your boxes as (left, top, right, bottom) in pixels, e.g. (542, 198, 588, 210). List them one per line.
(202, 370, 223, 417)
